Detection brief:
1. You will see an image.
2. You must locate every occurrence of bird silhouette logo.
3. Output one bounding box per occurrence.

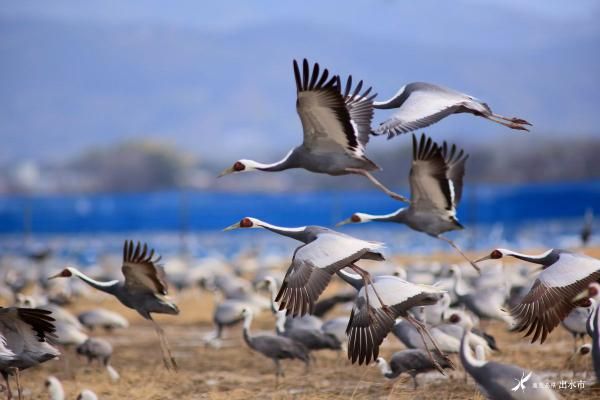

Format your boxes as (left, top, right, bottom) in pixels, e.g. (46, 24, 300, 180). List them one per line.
(511, 370, 532, 392)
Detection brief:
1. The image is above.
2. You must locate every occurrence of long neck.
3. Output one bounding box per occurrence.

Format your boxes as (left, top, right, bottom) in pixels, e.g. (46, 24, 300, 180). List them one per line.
(70, 268, 119, 294)
(503, 249, 556, 266)
(251, 149, 296, 172)
(358, 208, 408, 224)
(336, 269, 364, 291)
(460, 329, 485, 374)
(256, 221, 308, 242)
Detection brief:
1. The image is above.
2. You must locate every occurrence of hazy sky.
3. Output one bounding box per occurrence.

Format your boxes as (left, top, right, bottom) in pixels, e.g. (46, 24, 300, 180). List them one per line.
(1, 1, 599, 165)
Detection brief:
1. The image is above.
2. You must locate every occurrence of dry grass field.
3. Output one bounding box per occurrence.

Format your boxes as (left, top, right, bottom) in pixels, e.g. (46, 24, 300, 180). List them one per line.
(11, 247, 600, 399)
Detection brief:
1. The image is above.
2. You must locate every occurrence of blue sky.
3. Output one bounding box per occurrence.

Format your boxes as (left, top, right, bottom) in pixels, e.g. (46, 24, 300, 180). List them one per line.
(1, 1, 599, 164)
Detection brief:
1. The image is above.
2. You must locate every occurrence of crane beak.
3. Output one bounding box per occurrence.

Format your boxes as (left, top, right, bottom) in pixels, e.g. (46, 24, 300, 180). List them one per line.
(473, 255, 492, 264)
(217, 167, 234, 178)
(48, 272, 62, 280)
(335, 218, 353, 227)
(223, 222, 240, 231)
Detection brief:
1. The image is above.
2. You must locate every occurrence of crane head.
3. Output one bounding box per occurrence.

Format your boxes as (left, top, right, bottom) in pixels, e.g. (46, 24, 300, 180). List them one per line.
(473, 249, 504, 264)
(223, 217, 259, 231)
(48, 268, 73, 280)
(217, 160, 250, 177)
(335, 213, 366, 227)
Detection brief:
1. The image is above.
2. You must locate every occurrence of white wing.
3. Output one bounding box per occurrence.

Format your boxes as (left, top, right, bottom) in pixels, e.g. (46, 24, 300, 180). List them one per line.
(374, 82, 477, 138)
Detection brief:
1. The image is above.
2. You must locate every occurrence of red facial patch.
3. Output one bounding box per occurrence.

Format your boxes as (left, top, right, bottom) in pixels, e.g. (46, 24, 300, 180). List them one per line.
(351, 214, 361, 223)
(449, 314, 460, 323)
(490, 249, 503, 259)
(61, 269, 72, 277)
(589, 286, 598, 297)
(233, 161, 245, 172)
(240, 218, 253, 228)
(581, 346, 591, 355)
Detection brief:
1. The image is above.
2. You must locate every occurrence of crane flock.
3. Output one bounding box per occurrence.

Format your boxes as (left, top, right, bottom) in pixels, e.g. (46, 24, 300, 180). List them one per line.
(1, 57, 598, 400)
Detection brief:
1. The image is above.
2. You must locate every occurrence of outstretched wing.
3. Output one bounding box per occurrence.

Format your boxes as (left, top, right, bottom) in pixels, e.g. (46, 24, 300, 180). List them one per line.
(121, 240, 168, 295)
(409, 134, 452, 211)
(373, 83, 472, 138)
(275, 233, 384, 317)
(511, 252, 600, 343)
(294, 59, 375, 159)
(441, 140, 469, 206)
(346, 296, 395, 365)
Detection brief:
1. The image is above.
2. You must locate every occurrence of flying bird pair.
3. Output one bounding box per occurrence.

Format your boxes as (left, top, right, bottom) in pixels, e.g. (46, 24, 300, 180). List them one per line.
(223, 217, 450, 368)
(219, 58, 531, 201)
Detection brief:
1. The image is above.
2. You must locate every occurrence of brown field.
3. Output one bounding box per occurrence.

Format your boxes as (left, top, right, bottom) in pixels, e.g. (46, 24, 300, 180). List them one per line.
(13, 247, 600, 399)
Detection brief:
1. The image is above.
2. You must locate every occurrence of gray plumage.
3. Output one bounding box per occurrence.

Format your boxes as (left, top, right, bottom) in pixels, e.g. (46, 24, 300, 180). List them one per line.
(224, 217, 385, 318)
(78, 308, 129, 331)
(375, 349, 452, 389)
(337, 134, 478, 270)
(373, 82, 531, 138)
(241, 308, 309, 377)
(276, 312, 341, 352)
(219, 59, 407, 201)
(0, 307, 60, 398)
(49, 240, 179, 370)
(76, 338, 112, 366)
(460, 326, 558, 400)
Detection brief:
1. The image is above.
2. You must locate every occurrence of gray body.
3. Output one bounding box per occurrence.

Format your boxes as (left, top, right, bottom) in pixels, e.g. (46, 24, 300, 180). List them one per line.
(274, 146, 377, 176)
(212, 300, 248, 338)
(243, 327, 309, 375)
(76, 338, 113, 366)
(373, 207, 461, 237)
(383, 349, 451, 382)
(460, 330, 558, 400)
(89, 283, 178, 321)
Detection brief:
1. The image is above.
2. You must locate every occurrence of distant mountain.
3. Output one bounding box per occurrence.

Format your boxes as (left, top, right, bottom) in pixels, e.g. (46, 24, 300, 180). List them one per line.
(0, 8, 599, 166)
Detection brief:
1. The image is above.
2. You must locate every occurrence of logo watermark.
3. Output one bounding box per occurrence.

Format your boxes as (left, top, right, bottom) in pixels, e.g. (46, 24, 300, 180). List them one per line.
(512, 370, 586, 391)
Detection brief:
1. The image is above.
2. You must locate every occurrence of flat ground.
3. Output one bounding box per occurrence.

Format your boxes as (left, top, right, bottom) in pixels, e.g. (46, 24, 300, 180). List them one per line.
(14, 247, 600, 399)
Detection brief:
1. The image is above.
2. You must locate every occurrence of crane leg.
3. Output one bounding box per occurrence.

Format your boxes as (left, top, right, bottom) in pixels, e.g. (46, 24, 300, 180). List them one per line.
(483, 114, 530, 131)
(489, 112, 532, 126)
(345, 168, 410, 203)
(1, 371, 11, 400)
(351, 265, 390, 311)
(405, 314, 450, 374)
(150, 318, 178, 372)
(437, 236, 480, 273)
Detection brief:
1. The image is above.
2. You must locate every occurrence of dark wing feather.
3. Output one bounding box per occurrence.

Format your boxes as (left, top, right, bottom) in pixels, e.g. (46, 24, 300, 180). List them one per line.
(122, 240, 168, 294)
(409, 134, 452, 211)
(340, 75, 377, 152)
(16, 308, 57, 342)
(511, 271, 600, 343)
(346, 297, 395, 365)
(441, 141, 469, 206)
(294, 59, 374, 160)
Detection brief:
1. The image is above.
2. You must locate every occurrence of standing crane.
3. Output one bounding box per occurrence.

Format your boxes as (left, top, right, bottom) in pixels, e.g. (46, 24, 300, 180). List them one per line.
(337, 134, 478, 270)
(49, 240, 179, 370)
(475, 248, 600, 343)
(224, 217, 387, 316)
